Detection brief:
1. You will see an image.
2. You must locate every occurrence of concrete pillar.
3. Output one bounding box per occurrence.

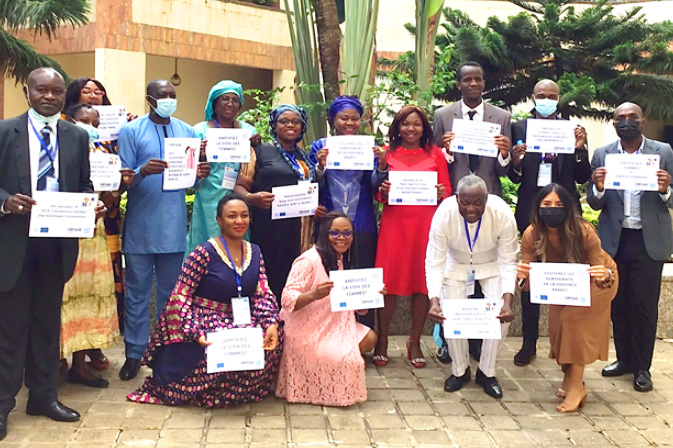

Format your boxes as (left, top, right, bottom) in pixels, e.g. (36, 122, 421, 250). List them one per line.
(272, 69, 296, 105)
(95, 48, 147, 116)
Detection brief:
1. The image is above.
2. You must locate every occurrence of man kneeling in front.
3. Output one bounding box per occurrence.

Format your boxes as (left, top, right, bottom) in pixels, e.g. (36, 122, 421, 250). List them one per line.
(426, 175, 518, 398)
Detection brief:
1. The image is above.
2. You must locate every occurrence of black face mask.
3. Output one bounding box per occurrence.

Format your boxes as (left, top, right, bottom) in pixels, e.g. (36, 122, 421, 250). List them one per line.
(615, 118, 642, 141)
(539, 207, 567, 228)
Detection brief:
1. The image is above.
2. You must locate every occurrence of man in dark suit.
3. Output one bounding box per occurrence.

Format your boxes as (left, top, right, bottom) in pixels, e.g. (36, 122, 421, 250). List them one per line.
(433, 61, 513, 196)
(588, 102, 673, 392)
(0, 68, 104, 441)
(508, 79, 591, 366)
(432, 61, 513, 364)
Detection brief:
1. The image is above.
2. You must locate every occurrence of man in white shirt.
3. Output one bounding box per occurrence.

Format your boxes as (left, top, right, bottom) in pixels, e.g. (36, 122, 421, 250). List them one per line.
(426, 175, 518, 398)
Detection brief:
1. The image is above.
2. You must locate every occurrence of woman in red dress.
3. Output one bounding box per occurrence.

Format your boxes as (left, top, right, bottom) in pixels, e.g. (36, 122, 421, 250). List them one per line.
(374, 105, 451, 368)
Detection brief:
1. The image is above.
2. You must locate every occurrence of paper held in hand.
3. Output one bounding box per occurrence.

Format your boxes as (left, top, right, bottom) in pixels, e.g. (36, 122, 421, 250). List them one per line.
(529, 262, 591, 306)
(162, 138, 201, 190)
(325, 135, 376, 170)
(29, 192, 99, 238)
(206, 327, 265, 374)
(450, 119, 501, 158)
(329, 268, 384, 312)
(388, 171, 437, 206)
(92, 105, 127, 142)
(205, 128, 252, 163)
(525, 119, 576, 154)
(441, 298, 502, 339)
(271, 183, 319, 219)
(89, 152, 122, 192)
(604, 153, 660, 191)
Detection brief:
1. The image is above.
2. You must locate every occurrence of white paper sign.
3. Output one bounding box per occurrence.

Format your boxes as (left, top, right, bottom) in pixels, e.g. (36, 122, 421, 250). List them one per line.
(163, 138, 200, 190)
(329, 268, 384, 312)
(388, 171, 437, 206)
(89, 152, 122, 191)
(206, 327, 265, 373)
(451, 119, 501, 158)
(441, 298, 502, 339)
(271, 183, 319, 219)
(604, 153, 660, 191)
(525, 119, 576, 154)
(92, 105, 127, 142)
(29, 192, 98, 238)
(529, 262, 591, 306)
(205, 128, 252, 163)
(325, 135, 375, 170)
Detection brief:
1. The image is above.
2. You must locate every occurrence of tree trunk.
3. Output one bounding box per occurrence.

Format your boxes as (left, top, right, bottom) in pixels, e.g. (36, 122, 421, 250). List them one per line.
(313, 0, 342, 105)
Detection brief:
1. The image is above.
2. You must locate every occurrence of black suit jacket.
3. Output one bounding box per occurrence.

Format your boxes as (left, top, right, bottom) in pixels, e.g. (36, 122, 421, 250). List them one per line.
(508, 117, 591, 233)
(0, 112, 93, 292)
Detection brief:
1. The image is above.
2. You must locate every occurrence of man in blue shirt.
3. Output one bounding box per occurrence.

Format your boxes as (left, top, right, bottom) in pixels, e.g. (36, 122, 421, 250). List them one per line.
(118, 79, 210, 380)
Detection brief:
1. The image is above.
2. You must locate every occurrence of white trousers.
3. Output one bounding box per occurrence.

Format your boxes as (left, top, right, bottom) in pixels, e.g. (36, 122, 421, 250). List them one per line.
(441, 276, 510, 378)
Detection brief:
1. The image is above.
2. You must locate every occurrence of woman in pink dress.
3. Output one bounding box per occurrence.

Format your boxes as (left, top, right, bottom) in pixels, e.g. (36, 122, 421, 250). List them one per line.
(276, 212, 379, 406)
(373, 105, 451, 368)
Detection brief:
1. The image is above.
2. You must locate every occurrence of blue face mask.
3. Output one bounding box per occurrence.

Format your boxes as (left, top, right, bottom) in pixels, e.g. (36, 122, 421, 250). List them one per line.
(534, 98, 558, 118)
(75, 121, 99, 142)
(151, 97, 178, 118)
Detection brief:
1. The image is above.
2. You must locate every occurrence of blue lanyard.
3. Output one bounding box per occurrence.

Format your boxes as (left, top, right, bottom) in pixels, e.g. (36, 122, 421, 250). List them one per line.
(220, 236, 244, 297)
(28, 118, 58, 165)
(464, 217, 482, 264)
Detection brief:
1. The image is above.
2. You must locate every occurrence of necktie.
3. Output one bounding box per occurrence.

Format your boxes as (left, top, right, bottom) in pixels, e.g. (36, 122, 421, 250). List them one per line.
(467, 110, 480, 172)
(36, 125, 55, 191)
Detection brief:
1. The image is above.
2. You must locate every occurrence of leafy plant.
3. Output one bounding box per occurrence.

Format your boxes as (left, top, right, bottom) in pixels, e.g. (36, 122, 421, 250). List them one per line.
(239, 87, 285, 143)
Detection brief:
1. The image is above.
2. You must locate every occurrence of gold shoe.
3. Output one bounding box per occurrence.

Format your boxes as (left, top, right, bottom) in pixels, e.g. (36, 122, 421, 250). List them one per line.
(557, 387, 588, 413)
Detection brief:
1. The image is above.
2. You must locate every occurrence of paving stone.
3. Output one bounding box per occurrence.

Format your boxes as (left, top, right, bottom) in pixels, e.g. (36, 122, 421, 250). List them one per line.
(159, 428, 203, 443)
(448, 429, 494, 445)
(603, 429, 651, 445)
(28, 427, 78, 443)
(441, 416, 481, 430)
(208, 414, 247, 428)
(327, 414, 365, 429)
(589, 416, 633, 430)
(291, 428, 329, 443)
(566, 430, 614, 446)
(290, 414, 327, 429)
(118, 429, 161, 442)
(641, 429, 673, 445)
(434, 402, 472, 416)
(479, 415, 520, 430)
(504, 402, 545, 416)
(525, 429, 574, 445)
(489, 430, 537, 445)
(366, 414, 406, 429)
(397, 401, 436, 416)
(370, 429, 414, 444)
(404, 415, 444, 430)
(74, 428, 120, 442)
(250, 428, 287, 443)
(411, 429, 452, 445)
(332, 429, 371, 444)
(206, 428, 247, 443)
(250, 414, 286, 428)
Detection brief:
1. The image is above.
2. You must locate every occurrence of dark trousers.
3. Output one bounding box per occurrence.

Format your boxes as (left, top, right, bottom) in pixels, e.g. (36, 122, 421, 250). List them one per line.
(0, 238, 65, 409)
(612, 229, 663, 372)
(520, 291, 540, 342)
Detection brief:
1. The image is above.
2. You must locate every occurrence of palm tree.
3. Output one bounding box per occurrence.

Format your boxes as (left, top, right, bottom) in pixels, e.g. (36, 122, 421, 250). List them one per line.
(1, 0, 90, 83)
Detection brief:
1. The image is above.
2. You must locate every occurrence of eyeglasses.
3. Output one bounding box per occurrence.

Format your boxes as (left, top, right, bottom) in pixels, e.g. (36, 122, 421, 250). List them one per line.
(219, 96, 240, 105)
(277, 118, 302, 126)
(82, 88, 105, 96)
(328, 230, 354, 239)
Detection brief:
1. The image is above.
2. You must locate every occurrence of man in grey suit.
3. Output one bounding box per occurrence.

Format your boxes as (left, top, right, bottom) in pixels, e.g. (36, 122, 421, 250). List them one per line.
(587, 102, 673, 392)
(433, 61, 513, 197)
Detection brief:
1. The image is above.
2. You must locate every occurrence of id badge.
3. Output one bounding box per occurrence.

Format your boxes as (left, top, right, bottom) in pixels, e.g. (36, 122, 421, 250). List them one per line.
(231, 296, 252, 326)
(537, 163, 552, 187)
(221, 165, 239, 190)
(46, 176, 60, 192)
(466, 269, 476, 297)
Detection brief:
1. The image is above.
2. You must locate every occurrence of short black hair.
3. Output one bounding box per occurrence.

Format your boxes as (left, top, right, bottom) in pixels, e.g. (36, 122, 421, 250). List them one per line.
(216, 193, 249, 218)
(67, 103, 99, 121)
(457, 61, 484, 82)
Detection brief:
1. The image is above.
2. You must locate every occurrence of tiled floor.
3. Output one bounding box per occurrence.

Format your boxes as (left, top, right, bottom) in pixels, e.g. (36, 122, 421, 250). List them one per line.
(2, 337, 673, 447)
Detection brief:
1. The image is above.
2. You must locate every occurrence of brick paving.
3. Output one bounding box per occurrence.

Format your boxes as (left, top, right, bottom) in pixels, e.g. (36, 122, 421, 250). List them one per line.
(3, 337, 673, 447)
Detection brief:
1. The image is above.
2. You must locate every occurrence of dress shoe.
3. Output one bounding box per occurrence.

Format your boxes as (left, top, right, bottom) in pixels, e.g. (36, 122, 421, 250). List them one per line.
(119, 358, 141, 381)
(513, 341, 537, 366)
(0, 411, 7, 441)
(26, 400, 80, 422)
(601, 361, 632, 377)
(67, 369, 109, 388)
(436, 343, 452, 364)
(444, 367, 471, 392)
(475, 368, 503, 399)
(634, 370, 653, 392)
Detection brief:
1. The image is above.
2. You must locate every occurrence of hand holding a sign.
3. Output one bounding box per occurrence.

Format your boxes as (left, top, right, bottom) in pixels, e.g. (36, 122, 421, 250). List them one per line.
(196, 161, 211, 180)
(140, 158, 168, 177)
(263, 324, 279, 351)
(94, 200, 107, 219)
(436, 184, 446, 203)
(494, 135, 512, 160)
(427, 297, 444, 324)
(250, 133, 262, 147)
(315, 148, 328, 170)
(574, 126, 587, 150)
(512, 142, 527, 168)
(199, 139, 208, 160)
(497, 293, 514, 323)
(197, 335, 213, 347)
(441, 131, 456, 155)
(516, 262, 531, 280)
(657, 169, 671, 193)
(588, 265, 612, 283)
(121, 168, 136, 186)
(374, 146, 388, 171)
(592, 167, 607, 192)
(249, 191, 275, 209)
(314, 205, 328, 218)
(356, 285, 388, 315)
(311, 281, 334, 301)
(379, 180, 391, 201)
(3, 193, 37, 214)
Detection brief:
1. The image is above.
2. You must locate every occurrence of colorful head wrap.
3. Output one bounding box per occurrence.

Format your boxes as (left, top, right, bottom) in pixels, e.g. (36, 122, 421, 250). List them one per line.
(204, 80, 244, 121)
(269, 104, 309, 142)
(328, 95, 364, 121)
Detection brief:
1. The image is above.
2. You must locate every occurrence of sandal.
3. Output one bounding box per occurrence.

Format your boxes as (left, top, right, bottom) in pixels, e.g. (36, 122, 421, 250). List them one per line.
(86, 350, 110, 371)
(557, 386, 588, 413)
(557, 382, 583, 399)
(373, 355, 389, 367)
(406, 337, 426, 369)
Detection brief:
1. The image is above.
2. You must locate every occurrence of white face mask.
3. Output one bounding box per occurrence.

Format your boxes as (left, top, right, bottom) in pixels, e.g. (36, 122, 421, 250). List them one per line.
(150, 97, 178, 118)
(28, 107, 61, 127)
(75, 121, 99, 142)
(534, 98, 558, 118)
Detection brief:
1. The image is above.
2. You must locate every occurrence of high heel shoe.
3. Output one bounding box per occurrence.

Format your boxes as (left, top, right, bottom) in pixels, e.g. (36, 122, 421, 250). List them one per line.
(406, 337, 426, 369)
(556, 382, 584, 399)
(373, 355, 389, 367)
(557, 386, 588, 413)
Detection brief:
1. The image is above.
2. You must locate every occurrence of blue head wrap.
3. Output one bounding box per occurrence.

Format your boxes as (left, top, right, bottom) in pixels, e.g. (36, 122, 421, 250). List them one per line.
(204, 80, 244, 121)
(269, 104, 309, 142)
(328, 95, 364, 121)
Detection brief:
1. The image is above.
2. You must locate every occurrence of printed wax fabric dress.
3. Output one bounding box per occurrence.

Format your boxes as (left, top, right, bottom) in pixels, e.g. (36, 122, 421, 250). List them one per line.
(127, 239, 282, 407)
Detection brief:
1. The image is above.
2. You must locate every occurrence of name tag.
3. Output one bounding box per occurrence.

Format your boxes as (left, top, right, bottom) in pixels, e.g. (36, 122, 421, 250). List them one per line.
(46, 176, 60, 192)
(466, 269, 476, 297)
(231, 296, 252, 326)
(221, 165, 239, 190)
(537, 163, 552, 187)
